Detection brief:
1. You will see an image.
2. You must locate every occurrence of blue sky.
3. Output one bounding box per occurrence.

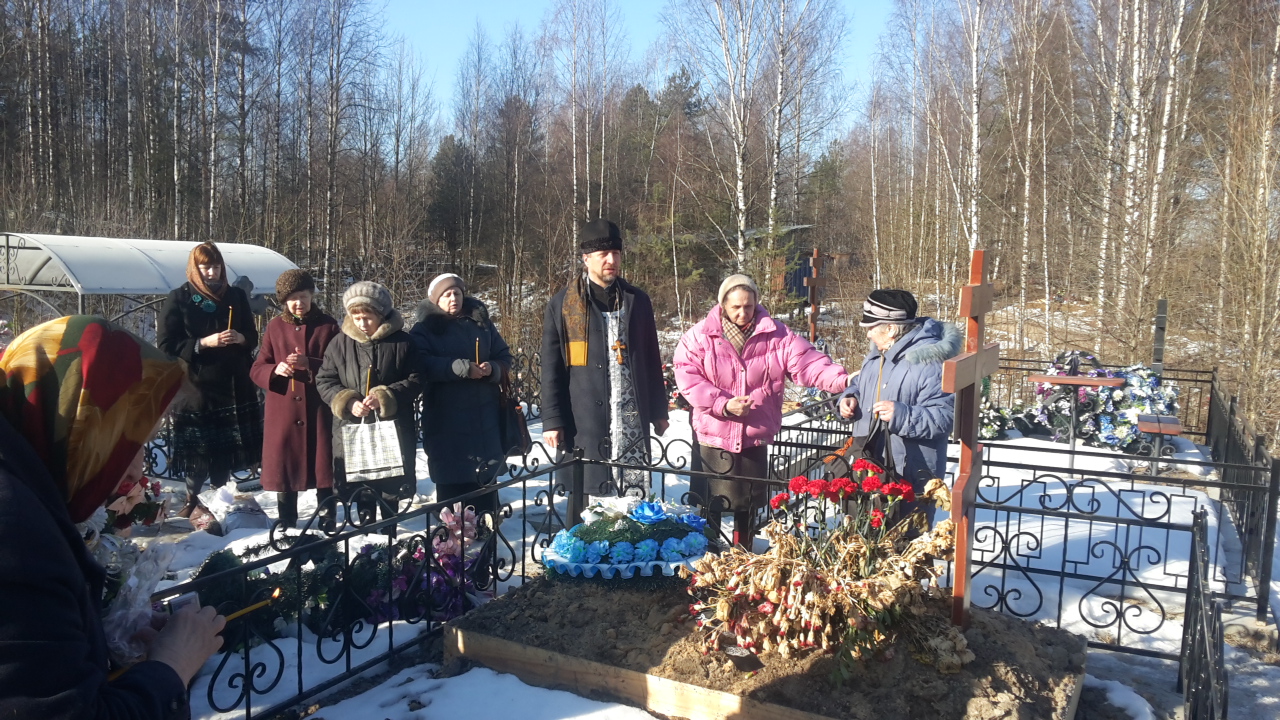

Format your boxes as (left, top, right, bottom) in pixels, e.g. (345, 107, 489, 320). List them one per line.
(382, 0, 895, 111)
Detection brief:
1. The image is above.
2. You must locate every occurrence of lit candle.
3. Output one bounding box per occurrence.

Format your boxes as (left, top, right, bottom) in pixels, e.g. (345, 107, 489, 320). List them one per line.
(223, 587, 282, 622)
(107, 588, 281, 682)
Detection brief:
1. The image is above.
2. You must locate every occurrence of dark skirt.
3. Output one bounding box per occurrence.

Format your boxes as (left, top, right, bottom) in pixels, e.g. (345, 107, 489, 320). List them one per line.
(169, 373, 263, 477)
(697, 444, 769, 515)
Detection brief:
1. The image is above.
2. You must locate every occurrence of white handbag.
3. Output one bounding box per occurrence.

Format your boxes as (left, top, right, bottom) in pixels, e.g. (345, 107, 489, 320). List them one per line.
(341, 412, 404, 482)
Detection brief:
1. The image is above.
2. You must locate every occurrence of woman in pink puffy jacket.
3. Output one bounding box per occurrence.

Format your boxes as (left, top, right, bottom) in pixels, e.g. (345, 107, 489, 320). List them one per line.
(673, 274, 849, 547)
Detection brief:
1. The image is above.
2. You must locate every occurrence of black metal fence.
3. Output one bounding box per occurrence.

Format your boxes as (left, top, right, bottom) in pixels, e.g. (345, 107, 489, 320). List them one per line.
(151, 451, 574, 719)
(1180, 509, 1229, 720)
(140, 352, 1264, 718)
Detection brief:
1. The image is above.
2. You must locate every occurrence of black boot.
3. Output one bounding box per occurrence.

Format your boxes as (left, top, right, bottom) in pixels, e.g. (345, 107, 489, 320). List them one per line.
(178, 475, 206, 518)
(277, 492, 298, 530)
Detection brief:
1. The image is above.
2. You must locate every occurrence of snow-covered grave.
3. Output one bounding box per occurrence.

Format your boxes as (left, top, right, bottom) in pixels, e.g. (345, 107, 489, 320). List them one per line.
(131, 410, 1280, 720)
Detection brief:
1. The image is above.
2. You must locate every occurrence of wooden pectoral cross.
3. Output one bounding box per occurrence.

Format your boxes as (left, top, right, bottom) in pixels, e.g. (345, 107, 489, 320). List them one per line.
(940, 249, 1001, 628)
(611, 340, 627, 366)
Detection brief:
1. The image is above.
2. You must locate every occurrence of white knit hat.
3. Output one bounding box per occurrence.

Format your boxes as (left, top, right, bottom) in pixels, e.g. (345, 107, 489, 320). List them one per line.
(717, 274, 759, 306)
(427, 273, 465, 303)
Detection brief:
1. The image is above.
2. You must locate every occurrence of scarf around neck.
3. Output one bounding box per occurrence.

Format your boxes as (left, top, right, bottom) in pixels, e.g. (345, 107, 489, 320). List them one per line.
(562, 274, 622, 367)
(720, 311, 754, 354)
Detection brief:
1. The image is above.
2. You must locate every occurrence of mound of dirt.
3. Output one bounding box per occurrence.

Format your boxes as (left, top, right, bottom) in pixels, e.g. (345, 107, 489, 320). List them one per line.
(450, 575, 1087, 719)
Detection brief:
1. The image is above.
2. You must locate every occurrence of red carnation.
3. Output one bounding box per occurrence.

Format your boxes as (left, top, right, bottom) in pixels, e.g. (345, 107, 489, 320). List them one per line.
(899, 484, 916, 502)
(770, 493, 791, 510)
(757, 601, 776, 614)
(853, 458, 870, 472)
(870, 508, 885, 529)
(885, 481, 907, 498)
(789, 476, 809, 493)
(862, 475, 883, 493)
(859, 459, 884, 476)
(806, 479, 829, 498)
(831, 477, 857, 497)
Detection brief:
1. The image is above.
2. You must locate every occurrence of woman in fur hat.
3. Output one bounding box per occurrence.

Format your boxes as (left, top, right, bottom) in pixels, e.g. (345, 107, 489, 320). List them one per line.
(409, 273, 514, 517)
(316, 281, 423, 527)
(250, 270, 340, 529)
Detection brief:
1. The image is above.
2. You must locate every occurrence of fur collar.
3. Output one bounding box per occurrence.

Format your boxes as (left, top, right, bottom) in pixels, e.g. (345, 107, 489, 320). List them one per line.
(870, 318, 963, 365)
(341, 309, 404, 343)
(414, 296, 490, 332)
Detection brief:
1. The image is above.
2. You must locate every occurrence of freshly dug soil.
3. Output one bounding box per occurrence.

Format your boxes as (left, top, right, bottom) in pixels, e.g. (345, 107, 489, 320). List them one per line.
(450, 575, 1087, 719)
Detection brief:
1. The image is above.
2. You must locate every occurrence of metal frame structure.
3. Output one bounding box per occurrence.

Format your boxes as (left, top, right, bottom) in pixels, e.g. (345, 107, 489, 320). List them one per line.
(0, 232, 297, 321)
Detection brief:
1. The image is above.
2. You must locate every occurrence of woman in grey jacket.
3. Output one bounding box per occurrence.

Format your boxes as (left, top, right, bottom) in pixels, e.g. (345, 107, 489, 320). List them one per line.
(316, 281, 423, 527)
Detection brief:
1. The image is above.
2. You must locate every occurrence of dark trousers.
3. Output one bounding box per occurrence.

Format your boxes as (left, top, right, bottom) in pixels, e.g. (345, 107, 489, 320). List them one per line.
(277, 488, 336, 529)
(185, 461, 231, 501)
(697, 443, 769, 549)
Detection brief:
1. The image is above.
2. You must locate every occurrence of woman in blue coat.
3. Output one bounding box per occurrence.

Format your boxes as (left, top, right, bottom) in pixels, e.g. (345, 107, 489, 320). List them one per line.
(838, 289, 961, 498)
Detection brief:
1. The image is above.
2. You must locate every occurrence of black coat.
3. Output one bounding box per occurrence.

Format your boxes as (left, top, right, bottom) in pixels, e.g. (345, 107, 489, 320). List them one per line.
(409, 297, 514, 487)
(0, 416, 190, 719)
(157, 283, 258, 403)
(315, 311, 423, 492)
(540, 278, 668, 492)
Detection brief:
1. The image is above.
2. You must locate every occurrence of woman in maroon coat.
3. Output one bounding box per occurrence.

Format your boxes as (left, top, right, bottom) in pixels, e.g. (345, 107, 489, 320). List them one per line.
(250, 270, 341, 528)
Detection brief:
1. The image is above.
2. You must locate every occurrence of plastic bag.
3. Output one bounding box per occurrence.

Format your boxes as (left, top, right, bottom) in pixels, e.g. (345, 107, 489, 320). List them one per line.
(194, 485, 270, 536)
(100, 540, 176, 667)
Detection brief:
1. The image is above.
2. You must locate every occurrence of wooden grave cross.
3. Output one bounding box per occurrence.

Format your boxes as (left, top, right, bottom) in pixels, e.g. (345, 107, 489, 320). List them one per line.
(803, 248, 826, 342)
(940, 249, 1001, 628)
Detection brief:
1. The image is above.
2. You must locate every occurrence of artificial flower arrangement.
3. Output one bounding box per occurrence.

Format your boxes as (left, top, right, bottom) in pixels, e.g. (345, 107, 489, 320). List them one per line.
(104, 476, 166, 535)
(188, 503, 488, 642)
(1028, 351, 1180, 451)
(684, 459, 970, 681)
(542, 496, 712, 577)
(663, 362, 691, 410)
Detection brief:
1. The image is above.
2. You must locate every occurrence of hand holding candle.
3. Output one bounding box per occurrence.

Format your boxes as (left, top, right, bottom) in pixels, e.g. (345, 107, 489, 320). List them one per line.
(290, 346, 302, 392)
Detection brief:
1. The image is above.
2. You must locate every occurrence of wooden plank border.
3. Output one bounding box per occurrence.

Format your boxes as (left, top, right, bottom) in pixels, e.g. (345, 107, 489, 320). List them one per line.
(444, 626, 1085, 720)
(444, 626, 834, 720)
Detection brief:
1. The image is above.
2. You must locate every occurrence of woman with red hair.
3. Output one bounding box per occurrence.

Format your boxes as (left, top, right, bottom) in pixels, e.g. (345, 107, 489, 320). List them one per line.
(157, 242, 263, 516)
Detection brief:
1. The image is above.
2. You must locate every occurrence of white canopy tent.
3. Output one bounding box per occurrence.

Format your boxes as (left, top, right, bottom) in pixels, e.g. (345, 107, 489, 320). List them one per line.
(0, 234, 297, 305)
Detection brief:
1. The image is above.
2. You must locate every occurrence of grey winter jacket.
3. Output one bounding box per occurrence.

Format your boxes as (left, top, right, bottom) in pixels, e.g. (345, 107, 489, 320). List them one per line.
(840, 318, 961, 486)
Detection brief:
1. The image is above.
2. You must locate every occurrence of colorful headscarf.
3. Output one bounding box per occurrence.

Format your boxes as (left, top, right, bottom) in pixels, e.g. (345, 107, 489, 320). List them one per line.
(0, 316, 187, 522)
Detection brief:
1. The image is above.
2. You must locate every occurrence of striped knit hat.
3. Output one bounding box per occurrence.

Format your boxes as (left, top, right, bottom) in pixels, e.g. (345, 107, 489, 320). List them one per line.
(859, 289, 918, 327)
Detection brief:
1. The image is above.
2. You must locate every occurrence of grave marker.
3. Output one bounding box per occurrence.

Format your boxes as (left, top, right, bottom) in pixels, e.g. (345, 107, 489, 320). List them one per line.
(941, 249, 1001, 627)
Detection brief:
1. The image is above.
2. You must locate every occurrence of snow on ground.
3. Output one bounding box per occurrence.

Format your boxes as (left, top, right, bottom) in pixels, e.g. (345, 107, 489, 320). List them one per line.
(313, 666, 655, 720)
(133, 410, 1280, 720)
(1084, 674, 1158, 720)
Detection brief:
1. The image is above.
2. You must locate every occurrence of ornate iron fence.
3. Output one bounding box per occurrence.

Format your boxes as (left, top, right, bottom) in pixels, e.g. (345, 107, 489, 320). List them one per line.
(1179, 509, 1229, 720)
(149, 450, 573, 719)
